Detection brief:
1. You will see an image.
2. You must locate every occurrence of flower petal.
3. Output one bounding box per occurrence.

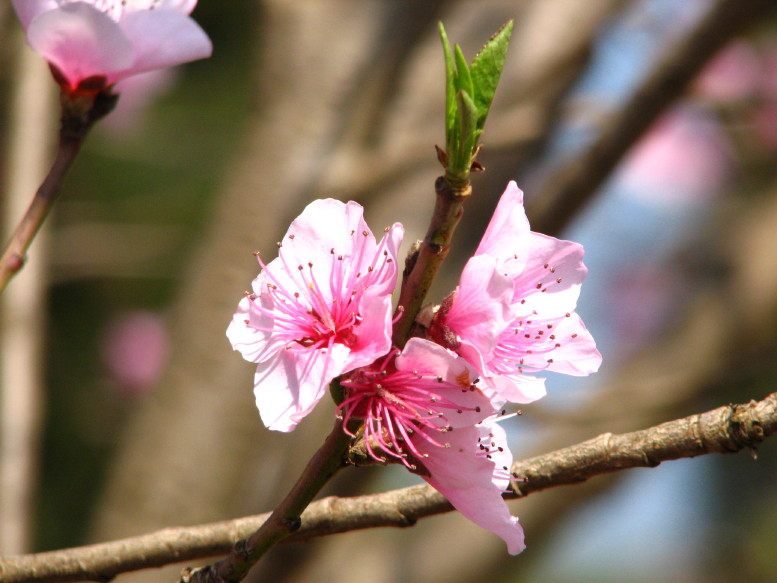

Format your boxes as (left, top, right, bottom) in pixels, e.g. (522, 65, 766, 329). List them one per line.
(485, 370, 547, 405)
(510, 233, 587, 318)
(253, 344, 350, 432)
(124, 0, 198, 12)
(416, 420, 525, 554)
(226, 290, 279, 364)
(118, 9, 212, 79)
(444, 254, 513, 362)
(283, 200, 376, 282)
(344, 293, 393, 371)
(517, 312, 601, 376)
(26, 3, 134, 87)
(13, 0, 57, 29)
(476, 181, 532, 266)
(396, 338, 492, 429)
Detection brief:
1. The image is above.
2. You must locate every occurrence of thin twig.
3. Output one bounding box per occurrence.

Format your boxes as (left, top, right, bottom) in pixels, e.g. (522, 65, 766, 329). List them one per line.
(0, 136, 82, 293)
(2, 392, 774, 583)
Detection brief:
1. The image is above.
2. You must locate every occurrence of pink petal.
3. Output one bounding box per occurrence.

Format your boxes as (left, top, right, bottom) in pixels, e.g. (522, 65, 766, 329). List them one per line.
(282, 200, 378, 283)
(485, 372, 547, 405)
(476, 181, 532, 265)
(253, 344, 350, 432)
(124, 0, 198, 13)
(415, 420, 525, 554)
(273, 200, 401, 307)
(518, 312, 601, 376)
(343, 293, 393, 371)
(118, 9, 212, 79)
(396, 338, 492, 429)
(510, 233, 587, 318)
(226, 291, 279, 364)
(26, 3, 134, 87)
(13, 0, 58, 29)
(445, 254, 513, 362)
(396, 338, 472, 385)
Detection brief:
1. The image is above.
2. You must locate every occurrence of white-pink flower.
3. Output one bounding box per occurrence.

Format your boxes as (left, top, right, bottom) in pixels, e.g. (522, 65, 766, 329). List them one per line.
(227, 199, 403, 432)
(338, 338, 525, 554)
(437, 181, 601, 405)
(13, 0, 212, 93)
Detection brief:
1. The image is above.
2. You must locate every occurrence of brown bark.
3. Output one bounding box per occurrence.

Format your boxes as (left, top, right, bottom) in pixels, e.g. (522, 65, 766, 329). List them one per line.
(2, 392, 774, 583)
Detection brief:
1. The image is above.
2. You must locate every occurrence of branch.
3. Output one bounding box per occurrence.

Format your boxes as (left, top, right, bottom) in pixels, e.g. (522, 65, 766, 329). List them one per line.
(527, 0, 777, 236)
(180, 419, 353, 583)
(2, 392, 775, 583)
(392, 176, 470, 346)
(0, 136, 82, 293)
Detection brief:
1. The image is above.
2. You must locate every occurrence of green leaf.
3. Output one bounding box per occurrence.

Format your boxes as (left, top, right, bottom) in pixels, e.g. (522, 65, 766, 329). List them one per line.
(438, 23, 457, 153)
(469, 20, 513, 131)
(451, 89, 479, 179)
(453, 44, 474, 99)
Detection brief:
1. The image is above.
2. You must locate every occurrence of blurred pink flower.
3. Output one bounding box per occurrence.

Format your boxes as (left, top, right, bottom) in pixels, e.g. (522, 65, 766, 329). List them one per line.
(338, 338, 525, 554)
(621, 109, 732, 205)
(436, 182, 601, 405)
(101, 311, 169, 395)
(13, 0, 212, 94)
(694, 41, 761, 103)
(227, 199, 403, 432)
(99, 69, 178, 137)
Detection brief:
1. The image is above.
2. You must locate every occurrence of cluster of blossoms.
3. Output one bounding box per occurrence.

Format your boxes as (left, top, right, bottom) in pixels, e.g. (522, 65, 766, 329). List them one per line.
(227, 183, 601, 554)
(13, 0, 212, 95)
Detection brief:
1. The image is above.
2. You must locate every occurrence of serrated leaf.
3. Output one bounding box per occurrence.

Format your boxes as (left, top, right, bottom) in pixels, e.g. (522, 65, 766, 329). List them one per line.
(469, 20, 513, 131)
(438, 22, 457, 151)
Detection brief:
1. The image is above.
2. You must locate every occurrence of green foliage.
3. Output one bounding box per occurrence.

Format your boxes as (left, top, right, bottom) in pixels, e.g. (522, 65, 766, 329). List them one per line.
(470, 20, 514, 131)
(438, 20, 513, 181)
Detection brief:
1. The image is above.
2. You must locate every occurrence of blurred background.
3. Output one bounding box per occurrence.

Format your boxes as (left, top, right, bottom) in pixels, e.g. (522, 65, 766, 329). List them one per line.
(2, 1, 777, 582)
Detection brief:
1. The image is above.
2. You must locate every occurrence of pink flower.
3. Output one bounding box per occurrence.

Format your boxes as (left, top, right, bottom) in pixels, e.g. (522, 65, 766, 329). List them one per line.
(436, 181, 601, 405)
(13, 0, 212, 93)
(338, 338, 525, 554)
(227, 199, 403, 432)
(101, 310, 169, 395)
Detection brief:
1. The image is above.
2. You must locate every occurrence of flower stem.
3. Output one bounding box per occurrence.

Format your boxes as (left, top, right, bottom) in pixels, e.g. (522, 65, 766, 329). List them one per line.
(392, 174, 471, 347)
(0, 136, 82, 294)
(181, 418, 352, 583)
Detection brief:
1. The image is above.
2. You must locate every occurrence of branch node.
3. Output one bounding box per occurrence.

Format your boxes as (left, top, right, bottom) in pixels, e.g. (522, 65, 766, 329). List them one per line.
(281, 517, 302, 533)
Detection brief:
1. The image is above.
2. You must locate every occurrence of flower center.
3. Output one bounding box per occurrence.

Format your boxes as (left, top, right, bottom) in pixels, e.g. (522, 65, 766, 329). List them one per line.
(248, 228, 393, 354)
(337, 355, 481, 471)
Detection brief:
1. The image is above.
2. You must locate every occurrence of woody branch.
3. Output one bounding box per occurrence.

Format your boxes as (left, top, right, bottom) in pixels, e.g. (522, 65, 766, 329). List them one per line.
(2, 391, 774, 583)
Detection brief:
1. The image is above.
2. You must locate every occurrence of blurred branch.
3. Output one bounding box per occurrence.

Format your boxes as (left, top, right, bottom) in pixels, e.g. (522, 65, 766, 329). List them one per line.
(528, 0, 776, 236)
(3, 391, 774, 583)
